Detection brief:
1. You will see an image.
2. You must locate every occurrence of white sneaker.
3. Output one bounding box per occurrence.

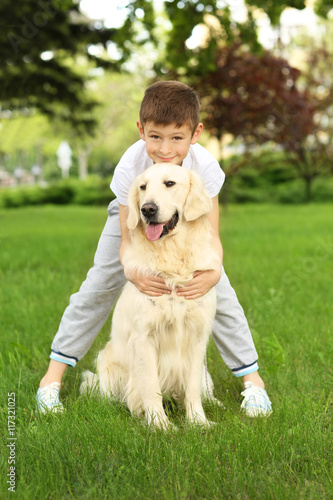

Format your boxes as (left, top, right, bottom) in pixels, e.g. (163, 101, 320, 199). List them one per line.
(36, 382, 64, 413)
(241, 382, 272, 417)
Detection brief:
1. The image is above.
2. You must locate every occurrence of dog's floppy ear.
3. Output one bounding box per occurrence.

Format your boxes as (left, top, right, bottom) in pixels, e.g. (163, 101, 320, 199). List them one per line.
(127, 180, 141, 230)
(183, 171, 212, 221)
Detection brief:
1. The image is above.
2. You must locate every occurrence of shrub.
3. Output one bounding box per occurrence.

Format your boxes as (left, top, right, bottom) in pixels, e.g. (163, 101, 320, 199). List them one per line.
(72, 176, 115, 206)
(0, 177, 115, 209)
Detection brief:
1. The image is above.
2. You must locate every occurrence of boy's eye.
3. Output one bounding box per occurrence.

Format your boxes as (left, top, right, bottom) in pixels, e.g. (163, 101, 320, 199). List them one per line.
(140, 184, 146, 191)
(173, 136, 183, 140)
(164, 181, 176, 188)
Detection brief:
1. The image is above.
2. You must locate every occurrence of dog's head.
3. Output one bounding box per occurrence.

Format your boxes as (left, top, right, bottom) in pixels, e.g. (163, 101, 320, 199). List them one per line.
(127, 164, 212, 241)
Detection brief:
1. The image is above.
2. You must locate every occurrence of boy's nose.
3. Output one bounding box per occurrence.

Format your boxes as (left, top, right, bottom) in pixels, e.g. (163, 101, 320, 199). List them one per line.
(159, 140, 171, 154)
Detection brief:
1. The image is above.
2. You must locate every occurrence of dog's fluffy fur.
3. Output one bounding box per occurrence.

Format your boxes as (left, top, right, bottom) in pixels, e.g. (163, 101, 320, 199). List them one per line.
(81, 164, 221, 428)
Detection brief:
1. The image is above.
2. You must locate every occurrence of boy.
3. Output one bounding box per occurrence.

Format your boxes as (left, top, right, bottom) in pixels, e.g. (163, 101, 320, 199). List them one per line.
(37, 81, 272, 417)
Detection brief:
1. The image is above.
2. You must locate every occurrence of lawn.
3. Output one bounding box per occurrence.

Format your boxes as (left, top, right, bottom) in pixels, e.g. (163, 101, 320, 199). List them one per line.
(1, 203, 332, 499)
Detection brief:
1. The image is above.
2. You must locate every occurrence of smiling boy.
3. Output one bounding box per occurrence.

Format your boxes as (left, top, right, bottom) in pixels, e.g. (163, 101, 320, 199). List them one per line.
(37, 81, 272, 417)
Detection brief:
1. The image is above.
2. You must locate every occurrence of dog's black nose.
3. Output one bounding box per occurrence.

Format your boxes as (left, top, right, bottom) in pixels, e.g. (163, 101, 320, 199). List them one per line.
(141, 203, 158, 218)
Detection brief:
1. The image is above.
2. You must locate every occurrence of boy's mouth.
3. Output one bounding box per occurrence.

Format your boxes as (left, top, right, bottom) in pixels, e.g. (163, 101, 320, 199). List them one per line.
(157, 156, 176, 162)
(145, 212, 179, 241)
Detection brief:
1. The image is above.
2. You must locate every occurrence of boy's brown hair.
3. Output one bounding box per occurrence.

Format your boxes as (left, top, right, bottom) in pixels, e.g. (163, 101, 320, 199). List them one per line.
(139, 81, 200, 134)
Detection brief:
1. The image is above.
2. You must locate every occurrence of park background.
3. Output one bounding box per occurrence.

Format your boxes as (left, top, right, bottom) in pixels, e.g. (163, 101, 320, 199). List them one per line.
(0, 1, 332, 499)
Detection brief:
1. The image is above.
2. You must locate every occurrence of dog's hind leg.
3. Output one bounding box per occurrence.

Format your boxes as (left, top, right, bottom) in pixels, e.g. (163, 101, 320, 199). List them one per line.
(96, 341, 128, 401)
(80, 370, 99, 395)
(201, 359, 224, 408)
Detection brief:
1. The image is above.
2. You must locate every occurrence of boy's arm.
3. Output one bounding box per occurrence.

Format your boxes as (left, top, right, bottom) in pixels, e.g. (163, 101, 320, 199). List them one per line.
(119, 204, 171, 297)
(176, 196, 223, 300)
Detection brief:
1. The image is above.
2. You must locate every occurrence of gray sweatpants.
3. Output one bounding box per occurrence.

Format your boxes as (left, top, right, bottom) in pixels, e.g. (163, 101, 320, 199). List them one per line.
(51, 200, 259, 377)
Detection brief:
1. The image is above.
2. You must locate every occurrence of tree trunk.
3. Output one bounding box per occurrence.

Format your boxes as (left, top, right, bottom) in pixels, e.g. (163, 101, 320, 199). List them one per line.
(304, 176, 312, 203)
(78, 151, 89, 180)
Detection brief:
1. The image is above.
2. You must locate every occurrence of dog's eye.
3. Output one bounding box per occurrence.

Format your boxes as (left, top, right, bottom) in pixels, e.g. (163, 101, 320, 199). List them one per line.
(164, 181, 176, 188)
(140, 184, 146, 191)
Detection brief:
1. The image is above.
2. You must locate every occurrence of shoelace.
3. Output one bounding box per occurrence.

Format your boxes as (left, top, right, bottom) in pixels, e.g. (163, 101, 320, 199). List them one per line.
(241, 382, 272, 415)
(38, 383, 61, 408)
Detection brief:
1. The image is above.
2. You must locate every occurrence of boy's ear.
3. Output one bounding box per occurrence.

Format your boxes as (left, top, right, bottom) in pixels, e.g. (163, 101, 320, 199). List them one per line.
(127, 180, 141, 230)
(137, 121, 145, 141)
(183, 171, 212, 221)
(190, 123, 203, 145)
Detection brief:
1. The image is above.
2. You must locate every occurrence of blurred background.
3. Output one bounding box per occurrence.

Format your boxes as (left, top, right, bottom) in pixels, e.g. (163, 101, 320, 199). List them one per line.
(1, 0, 333, 206)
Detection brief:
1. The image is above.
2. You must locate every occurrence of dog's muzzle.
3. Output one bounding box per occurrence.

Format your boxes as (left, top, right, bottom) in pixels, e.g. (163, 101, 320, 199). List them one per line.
(141, 203, 179, 241)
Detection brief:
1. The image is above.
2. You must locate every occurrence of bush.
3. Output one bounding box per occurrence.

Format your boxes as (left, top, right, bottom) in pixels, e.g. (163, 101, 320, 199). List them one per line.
(272, 179, 306, 204)
(72, 176, 115, 206)
(0, 176, 115, 209)
(220, 150, 333, 204)
(0, 167, 332, 210)
(42, 183, 76, 205)
(0, 186, 46, 208)
(312, 177, 333, 203)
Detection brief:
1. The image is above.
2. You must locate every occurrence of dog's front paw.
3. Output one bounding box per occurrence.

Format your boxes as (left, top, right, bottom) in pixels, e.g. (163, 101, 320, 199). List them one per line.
(188, 415, 215, 427)
(145, 409, 176, 431)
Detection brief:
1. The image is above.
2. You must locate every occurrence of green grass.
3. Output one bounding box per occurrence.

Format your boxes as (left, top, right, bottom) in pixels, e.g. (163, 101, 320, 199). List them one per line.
(1, 204, 332, 499)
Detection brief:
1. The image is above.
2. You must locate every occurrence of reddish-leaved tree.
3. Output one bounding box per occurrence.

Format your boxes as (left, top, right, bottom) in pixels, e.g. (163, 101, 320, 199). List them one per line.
(193, 43, 318, 201)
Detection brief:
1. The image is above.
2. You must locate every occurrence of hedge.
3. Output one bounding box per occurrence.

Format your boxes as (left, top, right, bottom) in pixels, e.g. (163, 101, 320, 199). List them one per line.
(0, 176, 115, 209)
(1, 173, 332, 209)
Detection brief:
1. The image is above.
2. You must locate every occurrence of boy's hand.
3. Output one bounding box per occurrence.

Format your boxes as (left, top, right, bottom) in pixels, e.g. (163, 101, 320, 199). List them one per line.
(176, 270, 220, 300)
(125, 268, 171, 297)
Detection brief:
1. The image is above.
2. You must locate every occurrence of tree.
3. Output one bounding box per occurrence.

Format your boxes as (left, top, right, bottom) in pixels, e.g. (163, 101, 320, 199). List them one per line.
(194, 44, 314, 145)
(72, 72, 147, 179)
(190, 39, 333, 202)
(0, 72, 148, 181)
(154, 0, 261, 77)
(245, 0, 307, 25)
(152, 0, 331, 78)
(1, 0, 327, 132)
(188, 44, 315, 198)
(285, 46, 333, 201)
(0, 0, 154, 133)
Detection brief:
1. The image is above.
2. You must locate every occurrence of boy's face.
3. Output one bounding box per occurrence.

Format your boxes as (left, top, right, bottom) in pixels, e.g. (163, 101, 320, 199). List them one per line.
(137, 121, 203, 166)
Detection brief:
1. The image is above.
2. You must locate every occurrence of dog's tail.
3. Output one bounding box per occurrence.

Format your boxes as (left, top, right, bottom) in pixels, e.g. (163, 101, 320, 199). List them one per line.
(80, 370, 99, 395)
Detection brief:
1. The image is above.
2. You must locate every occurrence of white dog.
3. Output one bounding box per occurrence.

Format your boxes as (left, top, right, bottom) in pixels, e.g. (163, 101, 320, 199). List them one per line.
(81, 164, 221, 428)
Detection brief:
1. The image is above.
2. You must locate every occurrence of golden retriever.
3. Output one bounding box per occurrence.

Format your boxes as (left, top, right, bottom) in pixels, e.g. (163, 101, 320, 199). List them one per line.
(81, 164, 221, 428)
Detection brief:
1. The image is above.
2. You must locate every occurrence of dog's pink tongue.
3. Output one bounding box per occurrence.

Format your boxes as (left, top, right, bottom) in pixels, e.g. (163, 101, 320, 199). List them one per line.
(146, 223, 164, 241)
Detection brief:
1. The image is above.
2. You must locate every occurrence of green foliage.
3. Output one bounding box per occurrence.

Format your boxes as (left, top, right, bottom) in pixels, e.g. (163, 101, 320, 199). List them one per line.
(314, 0, 333, 17)
(71, 176, 115, 206)
(245, 0, 307, 25)
(163, 0, 219, 72)
(1, 0, 330, 135)
(0, 177, 115, 209)
(0, 73, 147, 181)
(0, 0, 120, 133)
(0, 0, 154, 134)
(1, 155, 332, 209)
(220, 151, 333, 204)
(155, 0, 261, 77)
(189, 38, 333, 202)
(111, 0, 156, 61)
